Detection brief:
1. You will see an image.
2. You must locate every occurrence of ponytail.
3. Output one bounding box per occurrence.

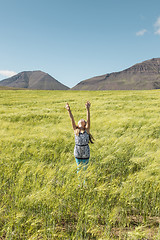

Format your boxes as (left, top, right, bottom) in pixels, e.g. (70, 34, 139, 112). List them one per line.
(89, 133, 94, 144)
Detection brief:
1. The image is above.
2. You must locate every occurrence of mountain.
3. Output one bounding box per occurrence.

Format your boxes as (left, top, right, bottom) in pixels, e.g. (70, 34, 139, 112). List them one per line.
(0, 71, 69, 90)
(72, 58, 160, 90)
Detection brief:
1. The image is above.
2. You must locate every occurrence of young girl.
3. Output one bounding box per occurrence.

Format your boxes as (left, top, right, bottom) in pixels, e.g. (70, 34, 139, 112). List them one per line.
(65, 101, 93, 173)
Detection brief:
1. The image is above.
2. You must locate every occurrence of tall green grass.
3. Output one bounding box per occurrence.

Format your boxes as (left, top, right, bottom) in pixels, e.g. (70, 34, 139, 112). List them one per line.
(0, 90, 160, 239)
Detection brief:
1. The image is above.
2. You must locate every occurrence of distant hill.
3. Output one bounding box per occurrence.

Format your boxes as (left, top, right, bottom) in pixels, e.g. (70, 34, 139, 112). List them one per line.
(0, 71, 69, 90)
(72, 58, 160, 90)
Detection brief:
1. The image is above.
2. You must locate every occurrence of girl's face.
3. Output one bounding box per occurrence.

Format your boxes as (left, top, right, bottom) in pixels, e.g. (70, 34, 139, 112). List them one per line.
(78, 119, 86, 128)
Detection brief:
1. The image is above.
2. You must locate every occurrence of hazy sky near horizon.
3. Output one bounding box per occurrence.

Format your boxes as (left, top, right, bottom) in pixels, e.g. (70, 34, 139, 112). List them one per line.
(0, 0, 160, 87)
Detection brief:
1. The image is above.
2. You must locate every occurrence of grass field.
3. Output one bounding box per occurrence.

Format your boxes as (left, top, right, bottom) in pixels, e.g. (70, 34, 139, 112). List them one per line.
(0, 89, 160, 239)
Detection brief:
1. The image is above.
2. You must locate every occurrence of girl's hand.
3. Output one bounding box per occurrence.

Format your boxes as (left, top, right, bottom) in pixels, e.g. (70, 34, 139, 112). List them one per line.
(85, 101, 91, 109)
(65, 103, 70, 111)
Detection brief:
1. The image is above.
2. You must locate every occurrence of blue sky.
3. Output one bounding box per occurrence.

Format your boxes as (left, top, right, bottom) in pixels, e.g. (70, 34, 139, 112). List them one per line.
(0, 0, 160, 88)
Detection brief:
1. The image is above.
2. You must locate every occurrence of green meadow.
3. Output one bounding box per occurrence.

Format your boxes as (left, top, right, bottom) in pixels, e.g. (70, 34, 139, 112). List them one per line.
(0, 89, 160, 239)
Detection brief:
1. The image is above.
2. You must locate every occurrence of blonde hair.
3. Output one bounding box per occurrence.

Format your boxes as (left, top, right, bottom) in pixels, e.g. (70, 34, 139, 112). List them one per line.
(75, 127, 81, 136)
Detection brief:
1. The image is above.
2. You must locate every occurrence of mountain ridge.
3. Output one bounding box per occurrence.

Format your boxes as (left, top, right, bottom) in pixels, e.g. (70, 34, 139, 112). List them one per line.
(71, 58, 160, 90)
(1, 58, 160, 90)
(0, 70, 69, 90)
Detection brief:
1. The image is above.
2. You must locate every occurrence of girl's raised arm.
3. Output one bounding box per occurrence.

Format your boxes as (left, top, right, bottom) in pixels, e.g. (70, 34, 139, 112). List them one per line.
(85, 101, 91, 131)
(65, 103, 76, 130)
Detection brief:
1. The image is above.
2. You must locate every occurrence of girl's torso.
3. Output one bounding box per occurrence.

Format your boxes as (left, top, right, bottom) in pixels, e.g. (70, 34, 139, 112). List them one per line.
(74, 131, 90, 159)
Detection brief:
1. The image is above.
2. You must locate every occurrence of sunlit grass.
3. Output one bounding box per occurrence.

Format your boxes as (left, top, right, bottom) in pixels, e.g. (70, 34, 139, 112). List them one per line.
(0, 89, 160, 239)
